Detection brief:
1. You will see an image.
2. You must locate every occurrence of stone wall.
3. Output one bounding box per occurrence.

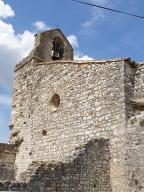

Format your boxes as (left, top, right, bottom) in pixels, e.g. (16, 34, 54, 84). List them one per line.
(134, 63, 144, 100)
(31, 60, 128, 191)
(10, 58, 133, 191)
(27, 139, 111, 192)
(0, 139, 111, 192)
(0, 144, 16, 181)
(9, 59, 34, 179)
(9, 57, 144, 192)
(124, 62, 144, 191)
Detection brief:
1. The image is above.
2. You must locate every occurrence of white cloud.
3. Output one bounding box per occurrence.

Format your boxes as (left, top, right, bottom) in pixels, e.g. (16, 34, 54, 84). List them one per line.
(0, 0, 15, 18)
(34, 21, 51, 31)
(74, 52, 93, 60)
(82, 0, 109, 28)
(67, 34, 93, 60)
(18, 31, 35, 58)
(67, 35, 79, 48)
(0, 19, 34, 89)
(0, 94, 11, 106)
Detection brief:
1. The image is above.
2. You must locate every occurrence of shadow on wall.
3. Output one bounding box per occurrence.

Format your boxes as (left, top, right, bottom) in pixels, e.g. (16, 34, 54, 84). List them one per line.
(1, 138, 112, 192)
(0, 144, 16, 182)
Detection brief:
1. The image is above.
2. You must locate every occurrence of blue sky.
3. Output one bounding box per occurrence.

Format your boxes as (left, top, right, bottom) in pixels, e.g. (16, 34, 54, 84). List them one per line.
(0, 0, 144, 143)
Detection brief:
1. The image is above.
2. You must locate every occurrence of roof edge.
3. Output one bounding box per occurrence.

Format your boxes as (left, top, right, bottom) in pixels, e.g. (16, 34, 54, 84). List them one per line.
(14, 57, 137, 72)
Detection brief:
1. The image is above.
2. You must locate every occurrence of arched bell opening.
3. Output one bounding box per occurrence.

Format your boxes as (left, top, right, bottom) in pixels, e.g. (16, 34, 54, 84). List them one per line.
(52, 36, 64, 60)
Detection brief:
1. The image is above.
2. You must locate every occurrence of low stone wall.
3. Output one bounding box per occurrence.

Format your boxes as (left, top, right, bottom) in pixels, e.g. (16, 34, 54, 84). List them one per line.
(0, 144, 16, 182)
(0, 139, 111, 192)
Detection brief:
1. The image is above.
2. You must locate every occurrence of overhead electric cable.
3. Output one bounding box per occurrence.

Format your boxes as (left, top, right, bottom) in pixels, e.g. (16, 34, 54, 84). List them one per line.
(72, 0, 144, 19)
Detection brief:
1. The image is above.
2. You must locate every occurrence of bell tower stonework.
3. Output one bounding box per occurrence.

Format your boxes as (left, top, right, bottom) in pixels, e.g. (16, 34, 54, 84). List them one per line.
(29, 28, 73, 62)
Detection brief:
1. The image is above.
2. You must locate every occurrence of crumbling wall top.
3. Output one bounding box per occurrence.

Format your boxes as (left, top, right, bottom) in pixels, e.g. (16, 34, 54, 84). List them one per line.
(0, 143, 16, 153)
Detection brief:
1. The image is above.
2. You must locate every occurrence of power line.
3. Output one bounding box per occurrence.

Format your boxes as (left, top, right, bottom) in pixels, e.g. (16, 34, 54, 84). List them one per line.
(72, 0, 144, 20)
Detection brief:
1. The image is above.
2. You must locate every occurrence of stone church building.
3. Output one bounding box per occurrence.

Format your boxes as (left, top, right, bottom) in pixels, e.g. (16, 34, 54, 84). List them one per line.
(0, 29, 144, 191)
